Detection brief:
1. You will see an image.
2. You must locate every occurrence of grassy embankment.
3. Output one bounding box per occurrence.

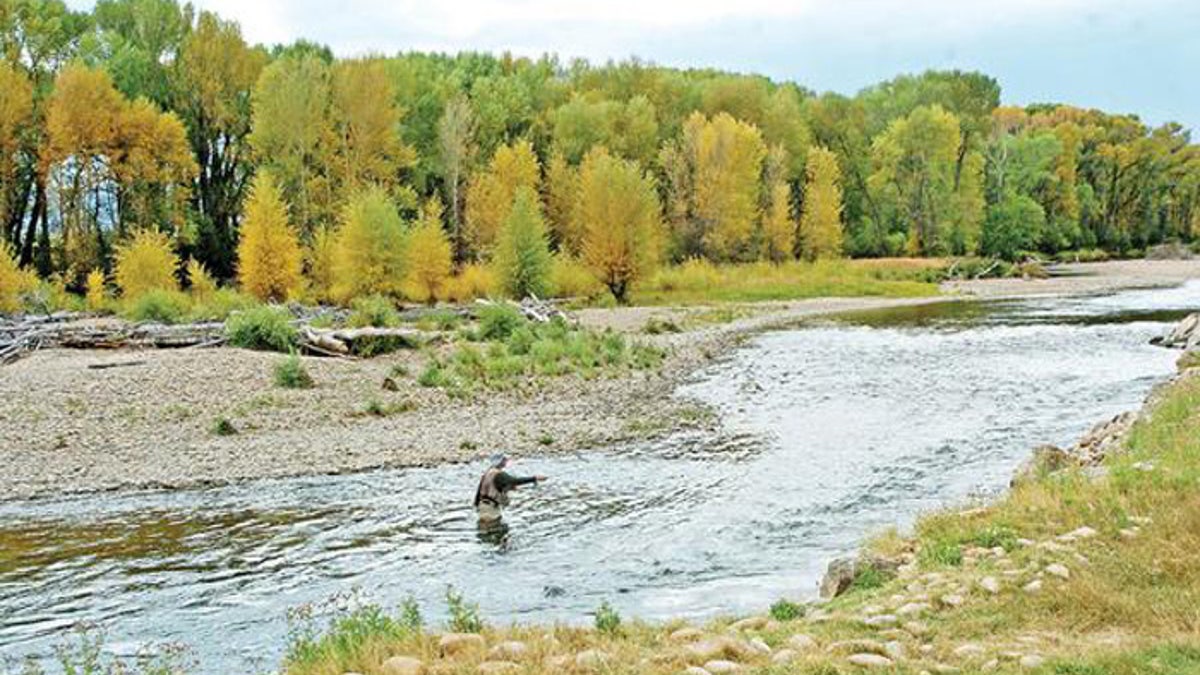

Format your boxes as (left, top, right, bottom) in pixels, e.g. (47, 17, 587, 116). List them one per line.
(277, 368, 1200, 675)
(625, 258, 944, 306)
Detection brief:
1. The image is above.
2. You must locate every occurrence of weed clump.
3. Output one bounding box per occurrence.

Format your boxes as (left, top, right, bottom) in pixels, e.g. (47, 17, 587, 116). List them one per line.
(445, 586, 484, 633)
(594, 601, 622, 635)
(225, 305, 298, 352)
(122, 289, 191, 324)
(274, 352, 314, 389)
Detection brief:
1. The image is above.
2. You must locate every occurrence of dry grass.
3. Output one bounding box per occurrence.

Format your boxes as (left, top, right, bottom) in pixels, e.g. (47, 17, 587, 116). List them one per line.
(283, 374, 1200, 675)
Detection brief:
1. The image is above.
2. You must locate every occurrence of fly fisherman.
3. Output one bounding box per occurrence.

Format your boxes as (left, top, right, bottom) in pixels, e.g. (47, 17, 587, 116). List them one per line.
(474, 455, 547, 524)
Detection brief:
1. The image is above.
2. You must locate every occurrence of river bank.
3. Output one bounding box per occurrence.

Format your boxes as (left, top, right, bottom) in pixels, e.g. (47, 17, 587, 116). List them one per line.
(281, 364, 1200, 675)
(2, 260, 1199, 502)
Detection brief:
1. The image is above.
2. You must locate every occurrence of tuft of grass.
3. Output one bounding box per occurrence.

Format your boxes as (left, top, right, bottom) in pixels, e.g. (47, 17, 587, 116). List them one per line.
(121, 289, 191, 324)
(642, 317, 683, 334)
(347, 295, 399, 328)
(445, 586, 484, 633)
(594, 601, 622, 635)
(357, 398, 417, 417)
(225, 305, 298, 352)
(768, 598, 805, 622)
(211, 417, 237, 436)
(274, 352, 314, 389)
(475, 303, 526, 340)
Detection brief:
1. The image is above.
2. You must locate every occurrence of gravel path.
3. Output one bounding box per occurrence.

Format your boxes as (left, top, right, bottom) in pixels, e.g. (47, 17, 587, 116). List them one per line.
(2, 260, 1198, 502)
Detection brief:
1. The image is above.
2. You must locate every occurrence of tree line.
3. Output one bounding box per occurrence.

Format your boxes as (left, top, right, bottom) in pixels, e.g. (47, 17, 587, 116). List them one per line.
(2, 0, 1198, 306)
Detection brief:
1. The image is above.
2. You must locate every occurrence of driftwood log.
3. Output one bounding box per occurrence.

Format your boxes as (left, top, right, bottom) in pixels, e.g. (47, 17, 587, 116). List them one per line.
(0, 321, 226, 365)
(475, 295, 576, 325)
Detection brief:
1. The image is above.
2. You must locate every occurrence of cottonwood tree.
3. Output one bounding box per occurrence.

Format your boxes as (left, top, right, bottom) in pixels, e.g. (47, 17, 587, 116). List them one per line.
(331, 186, 408, 302)
(173, 10, 267, 279)
(465, 139, 539, 258)
(575, 147, 662, 302)
(799, 146, 845, 260)
(436, 94, 475, 261)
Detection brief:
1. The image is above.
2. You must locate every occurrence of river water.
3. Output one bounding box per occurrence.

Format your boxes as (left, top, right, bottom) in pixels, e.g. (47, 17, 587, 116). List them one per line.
(2, 282, 1199, 673)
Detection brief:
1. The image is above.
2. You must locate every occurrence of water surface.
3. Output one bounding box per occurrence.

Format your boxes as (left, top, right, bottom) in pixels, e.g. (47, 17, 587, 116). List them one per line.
(2, 282, 1198, 673)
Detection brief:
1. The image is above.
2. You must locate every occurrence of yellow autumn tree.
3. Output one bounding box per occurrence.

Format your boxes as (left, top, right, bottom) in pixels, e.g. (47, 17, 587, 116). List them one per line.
(544, 152, 581, 254)
(799, 146, 845, 260)
(237, 172, 304, 301)
(761, 145, 795, 262)
(84, 269, 108, 311)
(0, 63, 33, 236)
(307, 226, 337, 303)
(0, 243, 37, 313)
(114, 229, 179, 299)
(464, 139, 539, 257)
(331, 187, 408, 302)
(575, 147, 663, 303)
(676, 112, 767, 261)
(330, 57, 416, 195)
(404, 198, 453, 304)
(186, 258, 218, 300)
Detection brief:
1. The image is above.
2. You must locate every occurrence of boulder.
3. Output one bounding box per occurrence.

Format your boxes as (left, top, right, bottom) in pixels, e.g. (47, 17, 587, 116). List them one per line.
(787, 633, 818, 651)
(897, 602, 931, 617)
(1045, 563, 1070, 580)
(703, 660, 742, 674)
(670, 627, 705, 643)
(820, 555, 902, 599)
(847, 653, 894, 668)
(683, 668, 712, 675)
(862, 614, 899, 628)
(380, 656, 426, 675)
(476, 662, 520, 675)
(575, 649, 610, 670)
(978, 577, 1001, 595)
(1011, 445, 1077, 487)
(952, 644, 985, 659)
(771, 649, 799, 665)
(487, 641, 529, 661)
(827, 639, 888, 656)
(728, 616, 768, 632)
(685, 636, 757, 663)
(1020, 654, 1046, 669)
(439, 633, 486, 657)
(1023, 579, 1043, 594)
(1152, 313, 1200, 349)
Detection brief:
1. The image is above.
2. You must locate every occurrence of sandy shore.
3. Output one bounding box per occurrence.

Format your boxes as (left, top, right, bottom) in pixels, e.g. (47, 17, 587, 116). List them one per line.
(2, 260, 1198, 502)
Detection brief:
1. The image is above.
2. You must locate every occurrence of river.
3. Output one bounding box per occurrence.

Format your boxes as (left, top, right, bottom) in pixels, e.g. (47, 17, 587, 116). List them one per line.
(2, 282, 1199, 673)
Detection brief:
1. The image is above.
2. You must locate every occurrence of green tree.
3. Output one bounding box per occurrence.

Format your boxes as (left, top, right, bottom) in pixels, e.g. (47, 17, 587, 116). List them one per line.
(494, 187, 551, 299)
(983, 192, 1045, 261)
(332, 187, 408, 302)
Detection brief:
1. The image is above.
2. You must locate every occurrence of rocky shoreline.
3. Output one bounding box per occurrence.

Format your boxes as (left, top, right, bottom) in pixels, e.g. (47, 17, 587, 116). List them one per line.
(2, 260, 1199, 503)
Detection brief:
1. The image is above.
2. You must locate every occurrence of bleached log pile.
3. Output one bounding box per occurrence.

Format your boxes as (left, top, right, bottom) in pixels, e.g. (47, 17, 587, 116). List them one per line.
(0, 320, 225, 365)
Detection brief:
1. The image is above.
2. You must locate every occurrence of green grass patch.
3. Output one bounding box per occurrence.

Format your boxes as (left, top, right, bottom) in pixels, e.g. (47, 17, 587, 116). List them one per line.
(274, 352, 314, 389)
(630, 258, 941, 306)
(225, 305, 298, 352)
(347, 295, 399, 328)
(121, 289, 192, 324)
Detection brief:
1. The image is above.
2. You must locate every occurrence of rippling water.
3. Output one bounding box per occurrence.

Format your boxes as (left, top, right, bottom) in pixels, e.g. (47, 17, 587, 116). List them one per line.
(2, 282, 1199, 673)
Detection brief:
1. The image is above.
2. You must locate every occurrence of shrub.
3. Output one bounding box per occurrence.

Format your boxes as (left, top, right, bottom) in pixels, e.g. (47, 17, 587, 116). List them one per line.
(275, 352, 314, 389)
(186, 258, 218, 299)
(332, 187, 408, 303)
(444, 263, 496, 302)
(493, 187, 551, 299)
(550, 254, 603, 299)
(445, 586, 484, 633)
(0, 243, 38, 313)
(122, 289, 191, 324)
(348, 294, 399, 328)
(225, 305, 298, 352)
(188, 288, 259, 322)
(84, 268, 108, 312)
(769, 598, 806, 622)
(594, 601, 622, 635)
(418, 361, 452, 388)
(114, 229, 178, 299)
(237, 171, 304, 302)
(477, 303, 526, 340)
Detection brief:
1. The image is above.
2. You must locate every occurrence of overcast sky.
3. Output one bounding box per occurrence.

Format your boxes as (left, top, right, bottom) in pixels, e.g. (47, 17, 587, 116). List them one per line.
(68, 0, 1200, 132)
